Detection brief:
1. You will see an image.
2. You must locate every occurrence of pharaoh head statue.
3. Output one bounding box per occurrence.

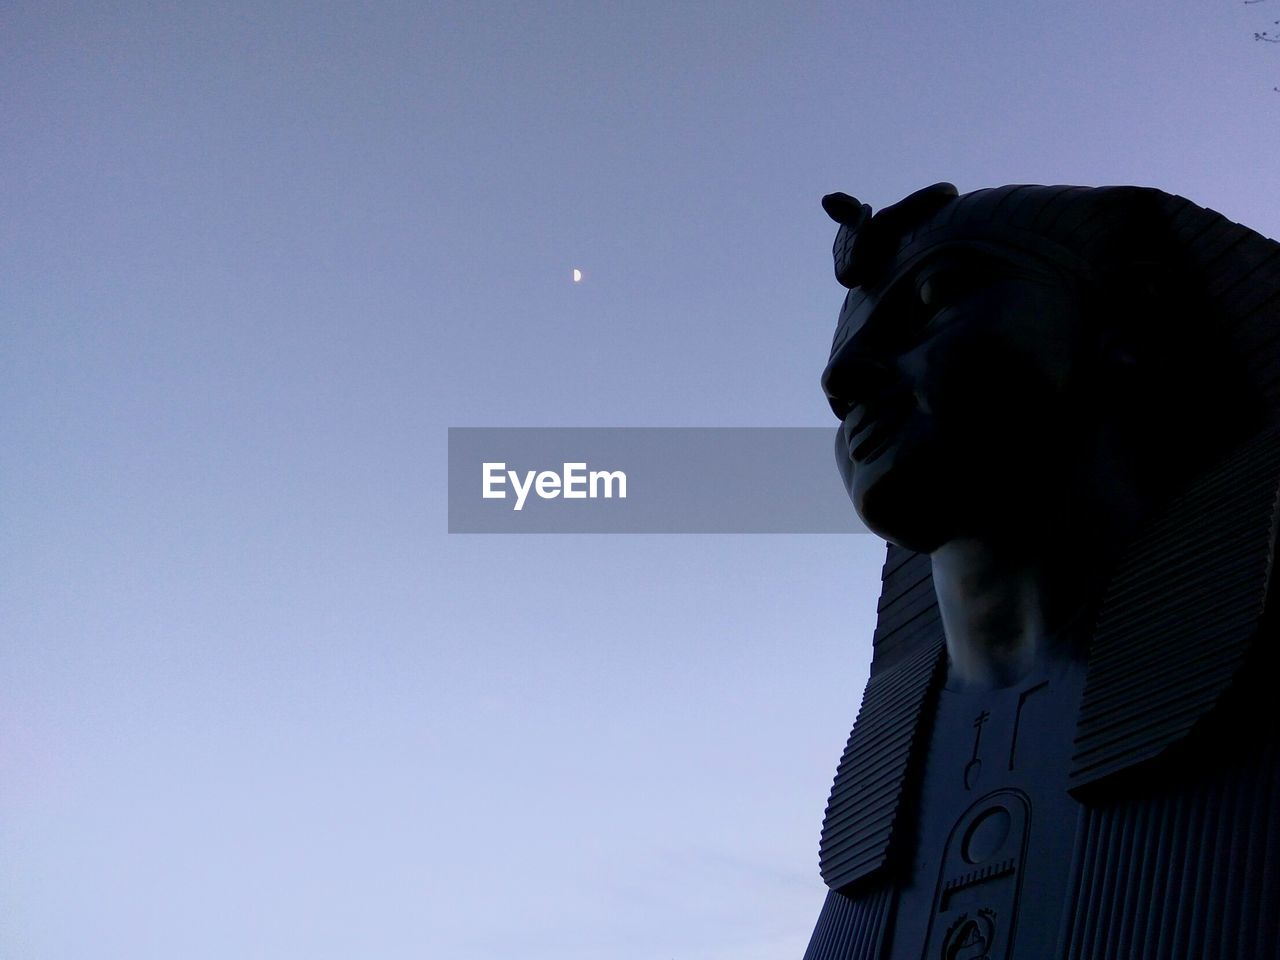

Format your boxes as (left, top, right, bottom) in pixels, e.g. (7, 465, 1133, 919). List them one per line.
(820, 183, 1277, 558)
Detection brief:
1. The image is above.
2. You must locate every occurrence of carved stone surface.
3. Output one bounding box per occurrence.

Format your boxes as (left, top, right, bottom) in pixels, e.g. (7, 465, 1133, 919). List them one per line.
(806, 184, 1280, 959)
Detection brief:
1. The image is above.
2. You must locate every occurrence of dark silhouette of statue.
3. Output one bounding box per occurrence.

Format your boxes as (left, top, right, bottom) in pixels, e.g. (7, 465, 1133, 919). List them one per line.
(805, 183, 1280, 959)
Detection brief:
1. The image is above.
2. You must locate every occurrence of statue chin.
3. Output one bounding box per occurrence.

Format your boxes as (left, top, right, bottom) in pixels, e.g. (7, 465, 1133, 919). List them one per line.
(852, 471, 948, 554)
(845, 409, 1085, 558)
(843, 428, 969, 555)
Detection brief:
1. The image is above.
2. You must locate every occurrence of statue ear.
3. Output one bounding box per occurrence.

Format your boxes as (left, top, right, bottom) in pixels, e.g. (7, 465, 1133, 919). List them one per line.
(1097, 259, 1174, 374)
(1098, 328, 1141, 372)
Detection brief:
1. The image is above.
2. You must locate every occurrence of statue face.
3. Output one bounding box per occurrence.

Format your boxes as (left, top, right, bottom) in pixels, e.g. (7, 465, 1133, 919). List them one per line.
(822, 243, 1091, 552)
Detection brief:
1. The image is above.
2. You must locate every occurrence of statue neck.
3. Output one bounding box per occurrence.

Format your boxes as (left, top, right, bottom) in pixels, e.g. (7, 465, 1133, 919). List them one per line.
(930, 536, 1092, 689)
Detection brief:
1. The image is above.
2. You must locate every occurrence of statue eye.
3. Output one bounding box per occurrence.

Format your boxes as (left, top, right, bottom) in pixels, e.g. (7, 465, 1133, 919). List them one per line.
(916, 265, 984, 314)
(918, 276, 942, 308)
(918, 271, 957, 309)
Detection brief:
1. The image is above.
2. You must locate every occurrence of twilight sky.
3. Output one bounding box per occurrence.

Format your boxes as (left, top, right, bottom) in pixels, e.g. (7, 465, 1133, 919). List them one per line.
(4, 3, 1279, 958)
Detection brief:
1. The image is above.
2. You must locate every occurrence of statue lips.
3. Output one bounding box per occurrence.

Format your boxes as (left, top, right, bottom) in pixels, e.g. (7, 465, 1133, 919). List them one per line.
(844, 402, 910, 465)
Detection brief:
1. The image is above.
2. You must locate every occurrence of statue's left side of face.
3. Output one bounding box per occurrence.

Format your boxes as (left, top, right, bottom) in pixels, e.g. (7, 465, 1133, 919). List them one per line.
(822, 242, 1094, 552)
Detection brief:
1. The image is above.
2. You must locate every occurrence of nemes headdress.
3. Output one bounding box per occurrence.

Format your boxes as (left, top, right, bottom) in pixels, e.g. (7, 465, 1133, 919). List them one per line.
(821, 182, 1280, 414)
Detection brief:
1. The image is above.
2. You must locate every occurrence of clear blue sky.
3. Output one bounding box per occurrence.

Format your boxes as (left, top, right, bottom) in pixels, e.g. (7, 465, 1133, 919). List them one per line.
(4, 2, 1278, 958)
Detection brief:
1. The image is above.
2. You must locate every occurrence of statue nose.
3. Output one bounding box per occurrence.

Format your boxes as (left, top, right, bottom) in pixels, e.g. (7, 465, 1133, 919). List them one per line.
(821, 343, 898, 420)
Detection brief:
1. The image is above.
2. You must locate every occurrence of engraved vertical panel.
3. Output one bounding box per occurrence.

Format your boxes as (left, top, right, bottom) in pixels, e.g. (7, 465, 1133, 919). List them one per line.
(1058, 745, 1280, 959)
(802, 887, 894, 960)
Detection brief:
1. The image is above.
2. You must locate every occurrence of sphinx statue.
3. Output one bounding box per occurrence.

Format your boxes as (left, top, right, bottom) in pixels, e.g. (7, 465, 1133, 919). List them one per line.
(805, 183, 1280, 959)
